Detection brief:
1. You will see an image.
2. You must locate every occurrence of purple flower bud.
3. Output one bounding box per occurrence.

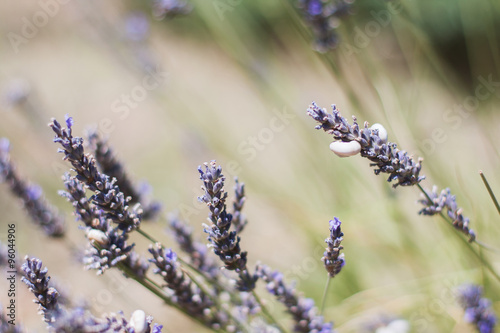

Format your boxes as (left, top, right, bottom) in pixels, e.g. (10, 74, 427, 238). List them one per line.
(323, 217, 345, 278)
(125, 12, 150, 41)
(26, 184, 42, 200)
(65, 114, 74, 129)
(308, 0, 323, 16)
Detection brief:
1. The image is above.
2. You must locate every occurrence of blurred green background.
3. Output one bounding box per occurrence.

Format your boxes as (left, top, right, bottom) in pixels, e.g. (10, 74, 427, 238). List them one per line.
(1, 0, 500, 332)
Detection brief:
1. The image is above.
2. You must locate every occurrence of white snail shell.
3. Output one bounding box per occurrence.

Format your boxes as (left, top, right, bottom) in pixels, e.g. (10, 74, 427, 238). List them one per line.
(86, 229, 109, 246)
(129, 310, 148, 333)
(329, 141, 361, 157)
(370, 123, 388, 143)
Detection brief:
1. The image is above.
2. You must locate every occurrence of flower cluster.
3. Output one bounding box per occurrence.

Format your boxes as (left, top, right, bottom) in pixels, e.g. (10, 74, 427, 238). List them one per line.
(257, 265, 333, 332)
(457, 284, 496, 333)
(0, 138, 65, 237)
(307, 102, 425, 187)
(198, 161, 258, 291)
(50, 116, 142, 233)
(86, 129, 161, 220)
(297, 0, 354, 51)
(61, 173, 150, 276)
(418, 186, 475, 242)
(21, 256, 61, 323)
(322, 217, 345, 278)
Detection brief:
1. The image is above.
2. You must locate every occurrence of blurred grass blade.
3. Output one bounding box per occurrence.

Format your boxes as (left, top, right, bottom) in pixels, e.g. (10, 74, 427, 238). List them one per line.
(479, 170, 500, 216)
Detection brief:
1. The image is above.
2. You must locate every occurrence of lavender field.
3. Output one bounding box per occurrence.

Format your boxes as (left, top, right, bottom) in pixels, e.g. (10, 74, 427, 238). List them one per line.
(1, 1, 500, 332)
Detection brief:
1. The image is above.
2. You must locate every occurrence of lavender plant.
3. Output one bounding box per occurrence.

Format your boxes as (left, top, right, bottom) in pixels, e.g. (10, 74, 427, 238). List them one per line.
(198, 161, 258, 292)
(322, 217, 345, 279)
(307, 102, 424, 187)
(21, 256, 61, 323)
(418, 186, 475, 241)
(306, 101, 500, 272)
(59, 172, 142, 275)
(50, 116, 143, 234)
(2, 2, 500, 332)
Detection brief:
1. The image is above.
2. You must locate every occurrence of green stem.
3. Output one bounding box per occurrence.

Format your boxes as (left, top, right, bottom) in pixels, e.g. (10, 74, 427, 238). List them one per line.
(251, 289, 290, 333)
(479, 170, 500, 216)
(320, 276, 332, 315)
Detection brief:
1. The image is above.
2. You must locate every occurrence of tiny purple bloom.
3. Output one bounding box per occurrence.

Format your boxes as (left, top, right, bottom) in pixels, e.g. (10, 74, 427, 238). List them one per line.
(125, 12, 150, 41)
(152, 324, 163, 333)
(27, 185, 42, 200)
(65, 114, 74, 129)
(308, 0, 323, 16)
(165, 248, 177, 262)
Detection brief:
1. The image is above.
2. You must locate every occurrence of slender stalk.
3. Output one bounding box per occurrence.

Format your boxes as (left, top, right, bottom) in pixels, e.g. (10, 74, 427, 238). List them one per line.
(251, 289, 290, 333)
(320, 276, 332, 315)
(479, 171, 500, 216)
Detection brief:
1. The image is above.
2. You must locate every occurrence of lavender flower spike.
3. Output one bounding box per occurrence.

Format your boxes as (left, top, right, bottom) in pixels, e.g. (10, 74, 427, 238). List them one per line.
(322, 217, 345, 278)
(257, 265, 334, 333)
(198, 161, 258, 291)
(457, 284, 496, 333)
(418, 186, 476, 242)
(86, 128, 161, 220)
(21, 256, 61, 323)
(307, 102, 425, 187)
(232, 177, 248, 234)
(60, 173, 147, 276)
(148, 243, 226, 329)
(0, 138, 65, 237)
(50, 117, 142, 233)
